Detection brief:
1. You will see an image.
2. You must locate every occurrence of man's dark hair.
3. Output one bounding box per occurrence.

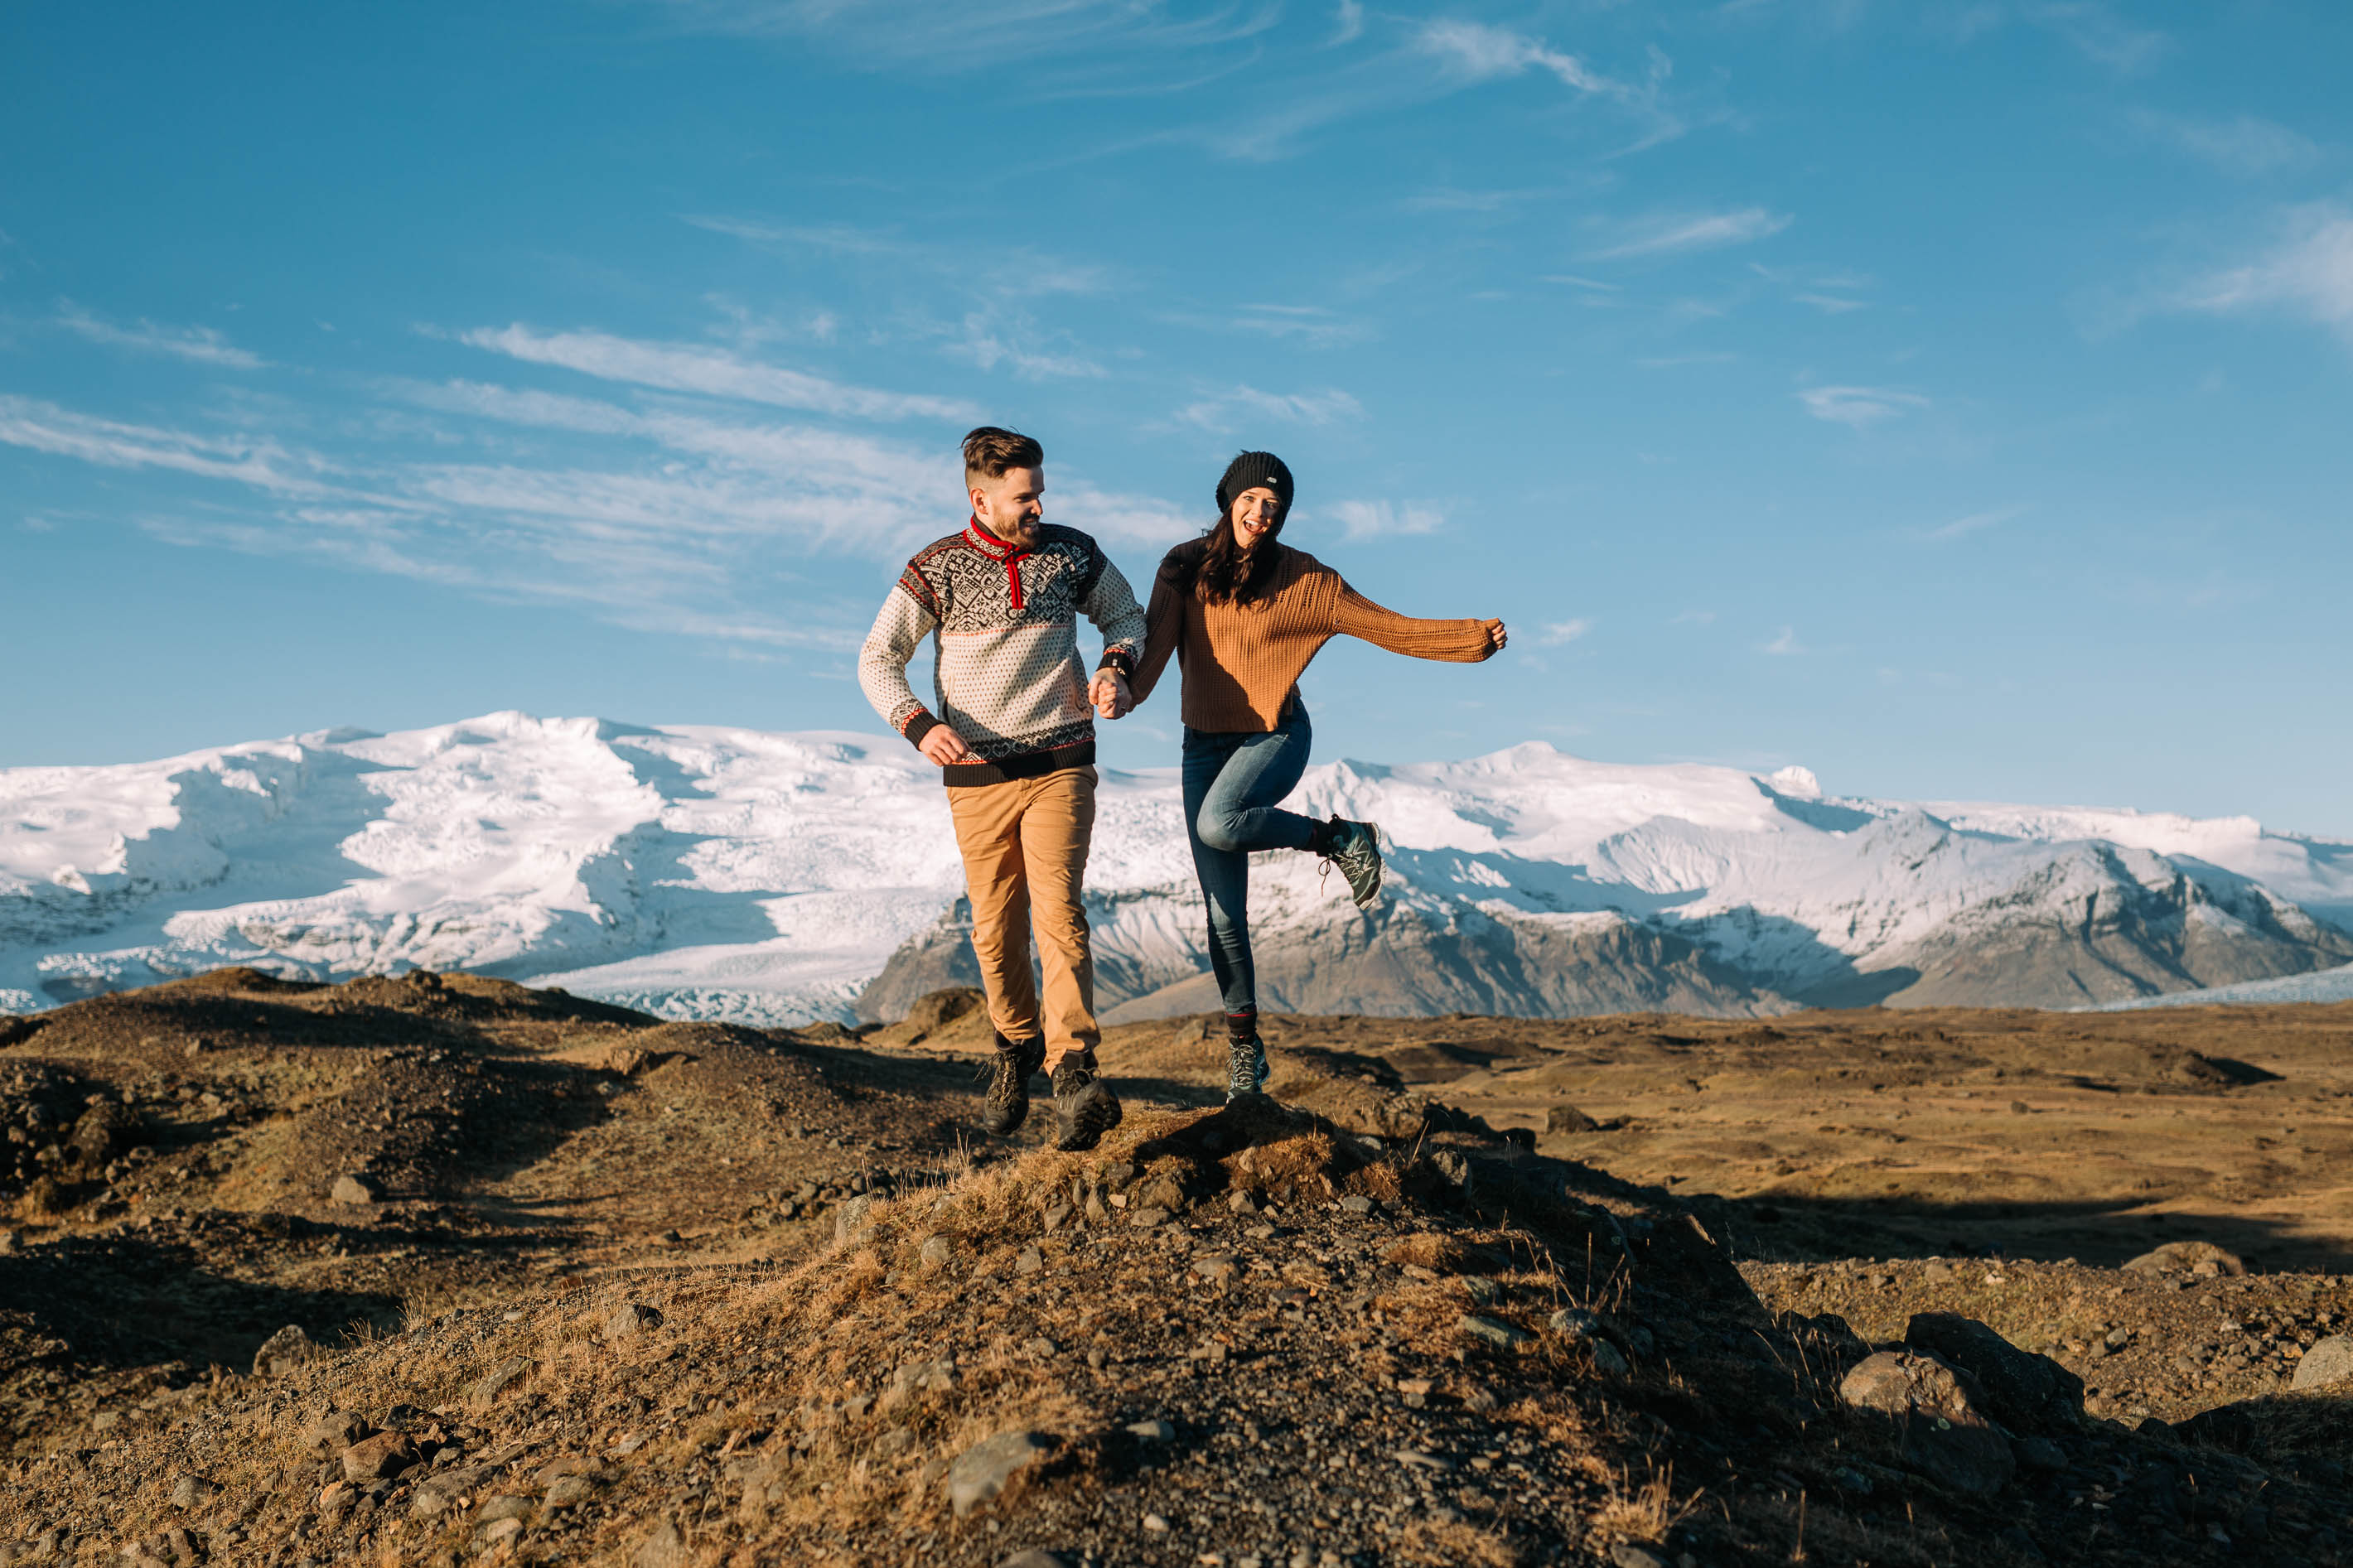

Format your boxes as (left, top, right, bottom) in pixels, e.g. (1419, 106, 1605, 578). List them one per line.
(962, 427, 1044, 482)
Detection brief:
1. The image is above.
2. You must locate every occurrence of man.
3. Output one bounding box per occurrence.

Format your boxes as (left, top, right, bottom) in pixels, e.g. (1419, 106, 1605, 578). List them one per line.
(858, 427, 1143, 1151)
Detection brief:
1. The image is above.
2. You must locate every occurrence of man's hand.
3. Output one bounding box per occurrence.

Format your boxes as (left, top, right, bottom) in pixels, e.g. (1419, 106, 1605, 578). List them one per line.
(1481, 619, 1509, 657)
(1090, 668, 1133, 719)
(919, 725, 977, 766)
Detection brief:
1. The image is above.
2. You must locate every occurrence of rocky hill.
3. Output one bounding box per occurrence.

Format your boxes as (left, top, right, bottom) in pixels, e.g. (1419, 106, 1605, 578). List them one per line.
(0, 971, 2351, 1564)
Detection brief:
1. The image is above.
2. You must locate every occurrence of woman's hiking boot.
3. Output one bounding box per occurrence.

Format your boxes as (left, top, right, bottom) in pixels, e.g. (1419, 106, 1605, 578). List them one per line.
(1051, 1052, 1123, 1152)
(1225, 1031, 1270, 1102)
(983, 1031, 1046, 1136)
(1316, 815, 1385, 909)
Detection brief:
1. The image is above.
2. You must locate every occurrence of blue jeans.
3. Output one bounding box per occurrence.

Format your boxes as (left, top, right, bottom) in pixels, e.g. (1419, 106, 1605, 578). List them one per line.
(1182, 704, 1318, 1018)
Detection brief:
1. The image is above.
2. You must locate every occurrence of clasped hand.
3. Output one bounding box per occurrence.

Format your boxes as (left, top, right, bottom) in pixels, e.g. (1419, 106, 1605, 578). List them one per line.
(1090, 669, 1133, 720)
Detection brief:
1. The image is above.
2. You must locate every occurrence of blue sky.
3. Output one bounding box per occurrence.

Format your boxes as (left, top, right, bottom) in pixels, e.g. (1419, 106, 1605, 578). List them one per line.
(2, 1, 2347, 832)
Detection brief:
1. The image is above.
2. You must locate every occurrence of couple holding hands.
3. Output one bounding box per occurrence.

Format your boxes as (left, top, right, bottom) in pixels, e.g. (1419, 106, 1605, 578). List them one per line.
(858, 427, 1507, 1152)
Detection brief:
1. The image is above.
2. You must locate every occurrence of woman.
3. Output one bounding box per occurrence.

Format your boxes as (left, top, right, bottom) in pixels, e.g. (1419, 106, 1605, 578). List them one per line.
(1123, 451, 1506, 1102)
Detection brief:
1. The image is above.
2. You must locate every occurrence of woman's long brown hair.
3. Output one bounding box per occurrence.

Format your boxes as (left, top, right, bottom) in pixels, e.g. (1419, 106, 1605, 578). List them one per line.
(1188, 511, 1287, 606)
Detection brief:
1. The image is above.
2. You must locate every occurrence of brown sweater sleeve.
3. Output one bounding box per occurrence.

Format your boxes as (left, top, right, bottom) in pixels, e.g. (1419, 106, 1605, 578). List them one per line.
(1330, 582, 1500, 663)
(1126, 562, 1186, 706)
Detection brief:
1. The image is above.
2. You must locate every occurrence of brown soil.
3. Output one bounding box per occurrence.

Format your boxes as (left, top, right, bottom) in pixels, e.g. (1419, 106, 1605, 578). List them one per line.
(0, 975, 2346, 1566)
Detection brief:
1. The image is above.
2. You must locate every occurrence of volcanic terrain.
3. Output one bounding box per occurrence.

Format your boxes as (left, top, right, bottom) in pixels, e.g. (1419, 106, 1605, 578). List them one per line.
(0, 972, 2349, 1566)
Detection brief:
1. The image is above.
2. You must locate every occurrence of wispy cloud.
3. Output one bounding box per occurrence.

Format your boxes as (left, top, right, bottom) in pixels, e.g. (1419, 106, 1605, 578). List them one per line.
(946, 312, 1105, 380)
(56, 303, 266, 369)
(2172, 204, 2353, 343)
(1330, 0, 1363, 46)
(641, 0, 1283, 75)
(1923, 503, 2028, 541)
(1539, 618, 1592, 645)
(1798, 384, 1930, 427)
(458, 324, 978, 422)
(1176, 384, 1364, 432)
(0, 395, 327, 493)
(1324, 499, 1443, 541)
(1585, 207, 1791, 261)
(2026, 1, 2168, 74)
(1795, 292, 1867, 314)
(2128, 109, 2317, 177)
(1761, 625, 1803, 655)
(1415, 18, 1634, 98)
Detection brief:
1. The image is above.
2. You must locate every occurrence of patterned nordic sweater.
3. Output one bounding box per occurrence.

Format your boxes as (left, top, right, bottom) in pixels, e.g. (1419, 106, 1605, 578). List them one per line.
(858, 519, 1146, 787)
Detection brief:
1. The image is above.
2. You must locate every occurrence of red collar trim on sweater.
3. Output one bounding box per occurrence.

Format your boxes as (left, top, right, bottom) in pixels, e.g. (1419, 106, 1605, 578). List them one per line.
(964, 516, 1035, 610)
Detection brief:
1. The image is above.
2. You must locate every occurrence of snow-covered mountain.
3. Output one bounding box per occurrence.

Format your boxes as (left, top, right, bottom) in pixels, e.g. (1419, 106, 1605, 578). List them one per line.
(3, 712, 2347, 1024)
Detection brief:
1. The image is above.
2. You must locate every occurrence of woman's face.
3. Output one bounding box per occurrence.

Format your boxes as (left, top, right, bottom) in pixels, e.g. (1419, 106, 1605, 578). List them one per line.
(1229, 485, 1282, 551)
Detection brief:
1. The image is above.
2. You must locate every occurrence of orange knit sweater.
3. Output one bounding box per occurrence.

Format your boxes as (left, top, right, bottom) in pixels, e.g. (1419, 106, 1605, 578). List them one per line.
(1128, 543, 1499, 732)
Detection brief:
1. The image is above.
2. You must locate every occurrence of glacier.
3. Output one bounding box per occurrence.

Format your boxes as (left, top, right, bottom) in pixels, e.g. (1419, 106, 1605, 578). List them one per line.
(2, 712, 2347, 1023)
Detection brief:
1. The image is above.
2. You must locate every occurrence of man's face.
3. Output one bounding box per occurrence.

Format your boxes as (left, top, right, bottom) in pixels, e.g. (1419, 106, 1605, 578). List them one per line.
(1230, 485, 1281, 550)
(971, 465, 1045, 547)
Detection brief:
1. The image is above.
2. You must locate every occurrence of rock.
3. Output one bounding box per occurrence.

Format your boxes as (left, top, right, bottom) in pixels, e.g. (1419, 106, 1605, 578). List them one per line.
(606, 1045, 655, 1076)
(1190, 1252, 1236, 1285)
(836, 1193, 878, 1243)
(920, 1234, 954, 1271)
(342, 1431, 418, 1482)
(901, 986, 984, 1035)
(2122, 1240, 2244, 1277)
(1137, 1177, 1186, 1213)
(1041, 1204, 1074, 1232)
(480, 1517, 525, 1548)
(250, 1324, 313, 1379)
(1339, 1194, 1373, 1215)
(1546, 1105, 1600, 1135)
(1128, 1206, 1171, 1228)
(1458, 1314, 1533, 1352)
(546, 1474, 595, 1508)
(478, 1494, 534, 1522)
(2016, 1435, 2068, 1472)
(1126, 1418, 1176, 1442)
(1015, 1247, 1042, 1275)
(69, 1102, 138, 1165)
(1905, 1313, 2085, 1432)
(330, 1173, 381, 1205)
(998, 1552, 1073, 1568)
(167, 1474, 219, 1510)
(2292, 1334, 2353, 1390)
(1610, 1546, 1668, 1568)
(1839, 1350, 2016, 1496)
(466, 1355, 536, 1410)
(302, 1408, 370, 1453)
(1227, 1190, 1257, 1216)
(319, 1479, 355, 1511)
(603, 1303, 664, 1341)
(1590, 1341, 1631, 1377)
(411, 1464, 496, 1517)
(634, 1518, 692, 1568)
(947, 1429, 1054, 1518)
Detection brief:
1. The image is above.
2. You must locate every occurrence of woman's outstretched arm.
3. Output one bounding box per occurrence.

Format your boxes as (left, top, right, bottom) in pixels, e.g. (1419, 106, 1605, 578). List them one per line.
(1331, 582, 1502, 663)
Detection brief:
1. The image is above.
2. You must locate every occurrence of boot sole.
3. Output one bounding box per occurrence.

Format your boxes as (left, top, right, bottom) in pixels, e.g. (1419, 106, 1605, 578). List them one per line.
(1056, 1081, 1123, 1152)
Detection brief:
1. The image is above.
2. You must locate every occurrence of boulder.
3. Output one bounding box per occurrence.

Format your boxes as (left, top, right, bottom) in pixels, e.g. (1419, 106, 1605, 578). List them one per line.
(946, 1429, 1054, 1518)
(1904, 1313, 2084, 1432)
(602, 1303, 664, 1342)
(330, 1173, 381, 1205)
(1546, 1104, 1600, 1135)
(250, 1324, 313, 1379)
(342, 1431, 418, 1482)
(2292, 1334, 2353, 1391)
(1839, 1350, 2016, 1496)
(466, 1355, 536, 1410)
(302, 1408, 371, 1453)
(2122, 1240, 2244, 1278)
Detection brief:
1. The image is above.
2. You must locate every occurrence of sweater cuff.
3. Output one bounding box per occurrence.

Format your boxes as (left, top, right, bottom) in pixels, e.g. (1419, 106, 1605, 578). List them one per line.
(1096, 649, 1136, 678)
(900, 710, 942, 750)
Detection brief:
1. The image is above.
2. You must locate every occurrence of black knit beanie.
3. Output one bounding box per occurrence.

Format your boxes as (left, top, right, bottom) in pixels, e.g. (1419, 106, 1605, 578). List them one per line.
(1216, 451, 1294, 524)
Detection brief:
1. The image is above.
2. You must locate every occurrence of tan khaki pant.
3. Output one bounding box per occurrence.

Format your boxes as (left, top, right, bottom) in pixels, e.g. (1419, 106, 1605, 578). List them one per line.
(945, 765, 1100, 1072)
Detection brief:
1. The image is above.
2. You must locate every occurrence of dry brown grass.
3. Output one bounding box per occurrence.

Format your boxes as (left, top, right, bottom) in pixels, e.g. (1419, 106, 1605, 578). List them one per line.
(1591, 1459, 1700, 1548)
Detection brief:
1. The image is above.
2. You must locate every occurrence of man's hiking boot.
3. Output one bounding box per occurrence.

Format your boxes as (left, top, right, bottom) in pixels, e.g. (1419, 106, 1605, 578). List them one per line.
(1051, 1053, 1123, 1153)
(1318, 816, 1385, 909)
(983, 1032, 1046, 1137)
(1225, 1032, 1270, 1102)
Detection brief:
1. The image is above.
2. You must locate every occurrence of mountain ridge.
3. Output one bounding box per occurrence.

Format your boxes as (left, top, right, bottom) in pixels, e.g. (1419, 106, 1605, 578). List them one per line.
(2, 712, 2347, 1021)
